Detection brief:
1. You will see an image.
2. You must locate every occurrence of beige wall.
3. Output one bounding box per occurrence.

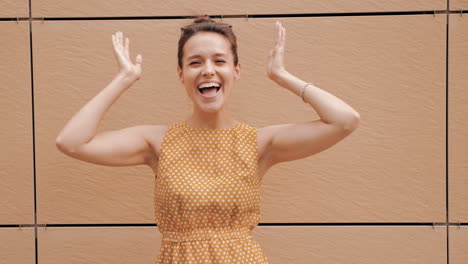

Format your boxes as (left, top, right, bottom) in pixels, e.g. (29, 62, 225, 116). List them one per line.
(1, 1, 467, 263)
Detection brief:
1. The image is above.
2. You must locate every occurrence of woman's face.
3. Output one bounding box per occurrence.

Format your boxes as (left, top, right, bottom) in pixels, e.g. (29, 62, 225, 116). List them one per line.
(177, 31, 241, 113)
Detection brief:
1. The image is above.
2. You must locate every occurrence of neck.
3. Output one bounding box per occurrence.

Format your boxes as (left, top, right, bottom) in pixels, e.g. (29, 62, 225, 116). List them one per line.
(188, 107, 236, 129)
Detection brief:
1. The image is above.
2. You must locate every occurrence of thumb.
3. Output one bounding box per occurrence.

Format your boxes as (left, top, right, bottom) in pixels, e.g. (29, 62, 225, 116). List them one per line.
(135, 54, 142, 64)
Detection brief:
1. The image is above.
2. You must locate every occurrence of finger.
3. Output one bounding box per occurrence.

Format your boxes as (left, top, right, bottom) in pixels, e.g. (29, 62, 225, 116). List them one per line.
(278, 22, 282, 46)
(277, 22, 281, 45)
(278, 22, 283, 47)
(121, 33, 125, 51)
(275, 21, 279, 46)
(281, 26, 285, 46)
(112, 34, 119, 52)
(119, 32, 123, 49)
(136, 54, 142, 64)
(112, 34, 124, 64)
(115, 32, 120, 49)
(125, 37, 130, 59)
(121, 32, 125, 50)
(136, 54, 142, 75)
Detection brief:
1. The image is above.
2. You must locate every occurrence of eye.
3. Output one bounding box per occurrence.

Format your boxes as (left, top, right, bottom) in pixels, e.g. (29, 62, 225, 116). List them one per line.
(216, 60, 226, 63)
(189, 61, 200, 65)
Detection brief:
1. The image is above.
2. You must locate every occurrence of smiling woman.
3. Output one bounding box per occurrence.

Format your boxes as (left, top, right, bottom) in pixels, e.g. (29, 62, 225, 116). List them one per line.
(151, 15, 273, 264)
(55, 13, 360, 264)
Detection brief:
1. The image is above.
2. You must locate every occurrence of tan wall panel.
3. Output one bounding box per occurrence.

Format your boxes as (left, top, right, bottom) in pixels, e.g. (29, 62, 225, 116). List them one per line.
(0, 0, 29, 17)
(449, 14, 468, 222)
(449, 226, 468, 264)
(36, 15, 445, 224)
(0, 22, 34, 225)
(37, 226, 446, 264)
(256, 226, 447, 264)
(38, 227, 160, 263)
(255, 226, 446, 264)
(450, 0, 468, 10)
(0, 228, 35, 264)
(31, 0, 446, 17)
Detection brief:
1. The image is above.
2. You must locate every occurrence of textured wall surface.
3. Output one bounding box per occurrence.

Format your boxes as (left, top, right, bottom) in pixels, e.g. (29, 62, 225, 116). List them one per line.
(0, 0, 28, 17)
(451, 0, 468, 10)
(31, 0, 445, 17)
(1, 1, 467, 264)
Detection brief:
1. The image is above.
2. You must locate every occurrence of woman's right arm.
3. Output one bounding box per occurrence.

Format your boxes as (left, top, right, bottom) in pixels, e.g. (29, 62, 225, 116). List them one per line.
(55, 31, 154, 167)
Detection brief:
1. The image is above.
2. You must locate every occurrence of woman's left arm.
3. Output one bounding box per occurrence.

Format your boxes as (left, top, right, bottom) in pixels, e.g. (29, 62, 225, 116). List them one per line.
(263, 21, 361, 166)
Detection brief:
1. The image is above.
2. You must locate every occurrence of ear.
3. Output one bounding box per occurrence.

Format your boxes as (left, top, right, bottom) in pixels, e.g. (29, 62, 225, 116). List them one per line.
(177, 66, 183, 83)
(234, 63, 241, 80)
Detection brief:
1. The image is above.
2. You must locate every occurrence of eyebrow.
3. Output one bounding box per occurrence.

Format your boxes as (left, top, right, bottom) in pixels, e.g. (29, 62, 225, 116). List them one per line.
(186, 53, 227, 61)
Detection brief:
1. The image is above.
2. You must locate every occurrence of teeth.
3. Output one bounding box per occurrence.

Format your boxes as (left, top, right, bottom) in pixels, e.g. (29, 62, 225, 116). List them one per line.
(198, 82, 221, 89)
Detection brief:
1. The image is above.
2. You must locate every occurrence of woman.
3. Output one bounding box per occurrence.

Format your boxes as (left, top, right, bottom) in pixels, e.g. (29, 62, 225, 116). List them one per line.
(56, 15, 360, 263)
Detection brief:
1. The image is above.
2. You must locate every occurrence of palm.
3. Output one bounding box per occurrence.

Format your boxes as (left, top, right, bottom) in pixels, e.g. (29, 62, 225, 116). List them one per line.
(267, 21, 286, 79)
(112, 31, 142, 80)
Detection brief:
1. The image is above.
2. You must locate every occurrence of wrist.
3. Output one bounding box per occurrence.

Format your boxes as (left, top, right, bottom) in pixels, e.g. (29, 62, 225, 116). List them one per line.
(117, 71, 139, 83)
(270, 69, 290, 85)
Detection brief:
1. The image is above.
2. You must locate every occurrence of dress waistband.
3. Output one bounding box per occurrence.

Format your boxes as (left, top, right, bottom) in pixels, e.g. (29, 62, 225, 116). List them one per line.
(161, 227, 253, 243)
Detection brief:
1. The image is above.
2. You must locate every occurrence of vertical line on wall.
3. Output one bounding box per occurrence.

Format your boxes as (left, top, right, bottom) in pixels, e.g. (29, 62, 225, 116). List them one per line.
(27, 0, 38, 263)
(445, 1, 450, 264)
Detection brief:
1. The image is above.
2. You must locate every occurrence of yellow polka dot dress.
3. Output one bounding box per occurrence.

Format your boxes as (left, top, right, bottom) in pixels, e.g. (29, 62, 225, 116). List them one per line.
(154, 120, 269, 263)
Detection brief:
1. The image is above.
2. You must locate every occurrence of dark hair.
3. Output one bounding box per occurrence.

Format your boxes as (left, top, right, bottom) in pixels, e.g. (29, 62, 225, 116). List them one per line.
(178, 15, 238, 69)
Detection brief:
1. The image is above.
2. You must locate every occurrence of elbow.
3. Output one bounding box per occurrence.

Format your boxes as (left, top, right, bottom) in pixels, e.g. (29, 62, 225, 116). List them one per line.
(55, 139, 68, 153)
(55, 137, 73, 153)
(342, 113, 360, 131)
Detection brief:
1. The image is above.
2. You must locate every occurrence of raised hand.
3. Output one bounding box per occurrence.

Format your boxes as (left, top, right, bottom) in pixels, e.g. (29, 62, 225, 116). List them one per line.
(112, 31, 142, 80)
(267, 21, 286, 80)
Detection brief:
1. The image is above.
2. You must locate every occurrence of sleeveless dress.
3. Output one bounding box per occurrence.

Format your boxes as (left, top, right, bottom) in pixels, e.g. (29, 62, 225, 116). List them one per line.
(154, 120, 270, 264)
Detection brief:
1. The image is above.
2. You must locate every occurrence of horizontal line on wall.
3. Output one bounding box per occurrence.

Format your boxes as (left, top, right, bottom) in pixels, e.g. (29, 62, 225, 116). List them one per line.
(0, 10, 465, 21)
(260, 222, 456, 226)
(0, 222, 466, 229)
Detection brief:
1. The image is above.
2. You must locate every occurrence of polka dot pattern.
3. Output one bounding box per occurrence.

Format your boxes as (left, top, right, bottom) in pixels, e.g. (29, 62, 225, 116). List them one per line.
(154, 120, 269, 263)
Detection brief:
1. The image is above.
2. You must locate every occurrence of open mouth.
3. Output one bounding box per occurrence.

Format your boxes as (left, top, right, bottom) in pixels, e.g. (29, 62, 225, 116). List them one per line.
(198, 84, 222, 98)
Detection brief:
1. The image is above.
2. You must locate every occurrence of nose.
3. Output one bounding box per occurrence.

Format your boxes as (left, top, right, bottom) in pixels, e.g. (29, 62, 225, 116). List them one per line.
(201, 61, 215, 76)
